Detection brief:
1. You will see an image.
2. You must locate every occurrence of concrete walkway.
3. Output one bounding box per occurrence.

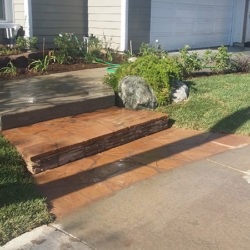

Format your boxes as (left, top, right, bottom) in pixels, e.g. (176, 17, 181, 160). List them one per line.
(3, 129, 250, 250)
(0, 68, 114, 130)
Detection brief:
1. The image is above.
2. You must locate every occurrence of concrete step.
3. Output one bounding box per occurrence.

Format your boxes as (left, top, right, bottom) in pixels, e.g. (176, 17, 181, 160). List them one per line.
(3, 107, 168, 174)
(0, 68, 114, 130)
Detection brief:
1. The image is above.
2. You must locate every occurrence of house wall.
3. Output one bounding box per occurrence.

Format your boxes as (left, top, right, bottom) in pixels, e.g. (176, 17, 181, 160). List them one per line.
(32, 0, 88, 48)
(13, 0, 25, 27)
(127, 0, 151, 51)
(88, 0, 121, 50)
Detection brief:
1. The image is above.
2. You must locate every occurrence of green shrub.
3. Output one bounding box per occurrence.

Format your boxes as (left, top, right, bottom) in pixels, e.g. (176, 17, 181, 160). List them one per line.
(178, 45, 238, 74)
(27, 37, 38, 50)
(54, 33, 86, 64)
(104, 54, 182, 105)
(16, 37, 38, 51)
(179, 45, 203, 77)
(16, 37, 26, 50)
(213, 46, 234, 73)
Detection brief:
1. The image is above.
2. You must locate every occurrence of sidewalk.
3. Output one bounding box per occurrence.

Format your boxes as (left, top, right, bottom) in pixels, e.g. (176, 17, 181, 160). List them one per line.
(3, 129, 250, 249)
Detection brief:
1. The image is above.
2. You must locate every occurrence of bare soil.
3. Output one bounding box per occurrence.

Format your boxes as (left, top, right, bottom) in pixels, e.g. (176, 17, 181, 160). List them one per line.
(0, 51, 109, 81)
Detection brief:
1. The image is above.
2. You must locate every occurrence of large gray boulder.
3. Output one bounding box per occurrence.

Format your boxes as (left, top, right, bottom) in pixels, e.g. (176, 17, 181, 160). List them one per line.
(118, 76, 158, 110)
(171, 81, 189, 103)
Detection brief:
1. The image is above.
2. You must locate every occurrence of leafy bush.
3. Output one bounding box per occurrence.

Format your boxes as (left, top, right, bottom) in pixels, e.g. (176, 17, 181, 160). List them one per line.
(54, 33, 86, 64)
(16, 37, 38, 51)
(178, 45, 238, 75)
(213, 46, 234, 73)
(16, 37, 26, 50)
(179, 45, 203, 77)
(104, 54, 182, 105)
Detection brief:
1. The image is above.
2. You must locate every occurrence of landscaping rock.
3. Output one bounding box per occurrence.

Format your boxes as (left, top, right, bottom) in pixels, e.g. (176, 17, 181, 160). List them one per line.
(118, 76, 158, 110)
(128, 57, 137, 63)
(171, 81, 189, 103)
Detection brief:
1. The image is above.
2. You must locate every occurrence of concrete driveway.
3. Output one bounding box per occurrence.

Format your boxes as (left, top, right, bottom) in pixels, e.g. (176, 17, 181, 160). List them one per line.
(4, 143, 250, 250)
(57, 145, 250, 250)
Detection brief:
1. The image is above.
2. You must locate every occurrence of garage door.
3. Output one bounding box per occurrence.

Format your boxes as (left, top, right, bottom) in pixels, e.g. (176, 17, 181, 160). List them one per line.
(150, 0, 234, 50)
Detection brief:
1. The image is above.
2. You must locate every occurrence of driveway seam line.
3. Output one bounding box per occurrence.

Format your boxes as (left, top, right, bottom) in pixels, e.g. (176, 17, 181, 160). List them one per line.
(206, 158, 248, 174)
(50, 224, 96, 250)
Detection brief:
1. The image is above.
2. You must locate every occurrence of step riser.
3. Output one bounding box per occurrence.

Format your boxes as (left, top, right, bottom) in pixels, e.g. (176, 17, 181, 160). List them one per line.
(30, 117, 168, 174)
(1, 95, 115, 130)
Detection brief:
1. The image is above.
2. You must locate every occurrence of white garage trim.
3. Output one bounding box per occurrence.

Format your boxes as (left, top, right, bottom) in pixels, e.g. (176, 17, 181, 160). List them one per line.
(120, 0, 129, 51)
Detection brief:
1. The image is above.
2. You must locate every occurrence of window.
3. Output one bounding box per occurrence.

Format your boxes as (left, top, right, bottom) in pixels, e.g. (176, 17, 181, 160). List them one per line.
(0, 0, 5, 20)
(0, 0, 13, 22)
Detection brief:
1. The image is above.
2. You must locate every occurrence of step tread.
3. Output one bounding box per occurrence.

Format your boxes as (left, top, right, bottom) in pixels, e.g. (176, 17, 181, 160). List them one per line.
(0, 68, 114, 130)
(3, 107, 168, 173)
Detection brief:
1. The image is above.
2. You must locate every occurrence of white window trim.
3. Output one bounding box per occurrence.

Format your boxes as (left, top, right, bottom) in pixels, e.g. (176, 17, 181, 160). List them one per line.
(0, 0, 13, 23)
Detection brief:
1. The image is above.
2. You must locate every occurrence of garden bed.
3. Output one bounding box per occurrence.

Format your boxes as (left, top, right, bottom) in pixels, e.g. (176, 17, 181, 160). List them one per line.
(0, 50, 110, 81)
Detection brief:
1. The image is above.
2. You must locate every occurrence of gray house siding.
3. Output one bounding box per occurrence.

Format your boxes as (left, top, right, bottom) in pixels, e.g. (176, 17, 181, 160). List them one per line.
(127, 0, 151, 51)
(88, 0, 121, 50)
(32, 0, 88, 48)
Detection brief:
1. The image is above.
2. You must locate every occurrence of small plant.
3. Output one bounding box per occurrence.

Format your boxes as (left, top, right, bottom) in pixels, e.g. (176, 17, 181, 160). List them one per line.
(105, 48, 113, 62)
(0, 47, 21, 56)
(0, 62, 17, 78)
(139, 42, 167, 57)
(232, 54, 250, 72)
(54, 33, 86, 64)
(28, 55, 56, 72)
(102, 35, 115, 62)
(16, 37, 26, 50)
(16, 36, 38, 51)
(26, 37, 38, 50)
(202, 49, 215, 65)
(87, 35, 102, 56)
(124, 49, 134, 59)
(213, 46, 233, 73)
(179, 45, 203, 77)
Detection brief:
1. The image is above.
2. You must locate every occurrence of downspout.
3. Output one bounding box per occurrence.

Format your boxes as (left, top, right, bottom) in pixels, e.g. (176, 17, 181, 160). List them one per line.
(242, 0, 249, 44)
(120, 0, 129, 51)
(24, 0, 33, 37)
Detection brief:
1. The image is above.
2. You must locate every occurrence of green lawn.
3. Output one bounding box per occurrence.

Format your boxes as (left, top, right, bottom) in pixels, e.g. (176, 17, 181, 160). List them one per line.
(0, 136, 54, 246)
(160, 73, 250, 135)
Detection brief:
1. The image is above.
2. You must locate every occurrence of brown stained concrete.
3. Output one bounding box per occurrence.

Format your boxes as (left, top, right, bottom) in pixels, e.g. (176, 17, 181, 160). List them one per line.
(2, 107, 168, 173)
(33, 128, 250, 219)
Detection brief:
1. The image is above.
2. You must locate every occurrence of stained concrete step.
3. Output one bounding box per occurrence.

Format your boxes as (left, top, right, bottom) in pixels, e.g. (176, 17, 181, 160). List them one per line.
(0, 68, 114, 130)
(3, 107, 168, 174)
